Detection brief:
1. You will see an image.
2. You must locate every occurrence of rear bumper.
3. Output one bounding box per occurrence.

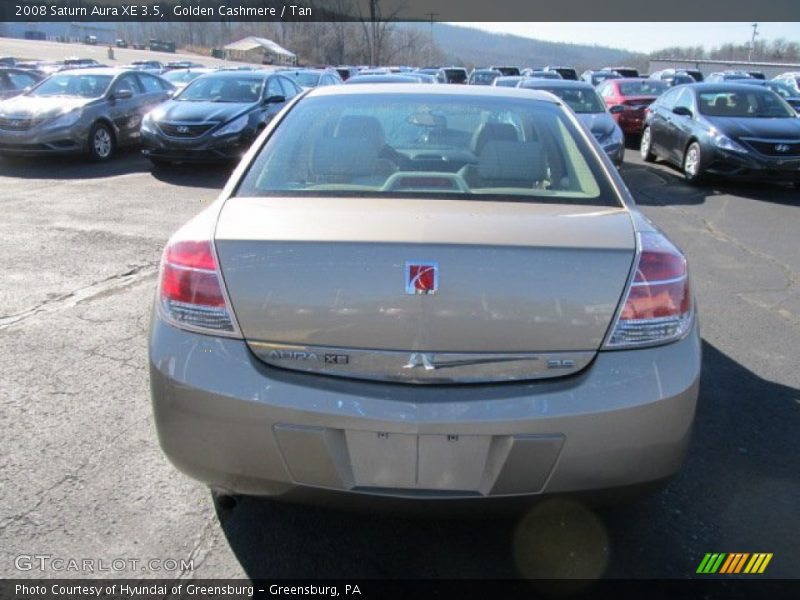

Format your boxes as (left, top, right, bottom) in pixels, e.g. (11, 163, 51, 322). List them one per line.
(614, 113, 647, 135)
(149, 316, 701, 502)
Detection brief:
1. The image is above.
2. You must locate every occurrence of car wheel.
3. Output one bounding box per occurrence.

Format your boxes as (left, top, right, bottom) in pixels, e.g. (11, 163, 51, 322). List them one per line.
(640, 127, 656, 162)
(682, 141, 705, 185)
(88, 123, 114, 162)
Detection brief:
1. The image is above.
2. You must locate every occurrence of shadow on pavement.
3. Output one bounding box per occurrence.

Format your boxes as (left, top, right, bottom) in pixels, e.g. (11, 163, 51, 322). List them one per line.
(149, 161, 234, 190)
(0, 149, 151, 179)
(213, 341, 799, 579)
(0, 149, 233, 190)
(623, 161, 799, 207)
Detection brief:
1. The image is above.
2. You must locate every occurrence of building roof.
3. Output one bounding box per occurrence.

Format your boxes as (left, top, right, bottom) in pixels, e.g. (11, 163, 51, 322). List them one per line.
(224, 37, 295, 58)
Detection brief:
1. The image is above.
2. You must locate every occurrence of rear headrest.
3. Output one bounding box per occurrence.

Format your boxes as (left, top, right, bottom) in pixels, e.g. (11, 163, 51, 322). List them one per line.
(335, 115, 385, 148)
(471, 122, 519, 155)
(311, 136, 380, 180)
(477, 141, 546, 185)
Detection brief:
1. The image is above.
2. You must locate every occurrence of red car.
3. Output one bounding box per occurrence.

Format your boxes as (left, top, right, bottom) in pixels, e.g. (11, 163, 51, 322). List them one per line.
(596, 78, 669, 135)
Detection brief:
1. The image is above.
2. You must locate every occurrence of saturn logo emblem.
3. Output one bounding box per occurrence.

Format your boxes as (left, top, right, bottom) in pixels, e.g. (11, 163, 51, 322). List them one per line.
(404, 262, 438, 295)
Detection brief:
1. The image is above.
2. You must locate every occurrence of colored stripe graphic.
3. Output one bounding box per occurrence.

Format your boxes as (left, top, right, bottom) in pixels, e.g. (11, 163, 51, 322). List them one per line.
(697, 553, 727, 573)
(699, 552, 774, 574)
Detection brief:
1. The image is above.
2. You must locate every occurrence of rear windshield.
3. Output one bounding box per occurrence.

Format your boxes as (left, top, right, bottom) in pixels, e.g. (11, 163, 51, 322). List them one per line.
(698, 90, 795, 118)
(619, 80, 667, 96)
(522, 86, 606, 114)
(443, 69, 467, 83)
(235, 93, 620, 206)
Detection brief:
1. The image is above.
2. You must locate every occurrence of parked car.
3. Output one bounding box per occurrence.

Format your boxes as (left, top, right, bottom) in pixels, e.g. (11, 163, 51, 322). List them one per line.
(63, 58, 101, 68)
(522, 70, 562, 80)
(519, 79, 625, 167)
(604, 66, 640, 78)
(345, 74, 422, 85)
(408, 73, 439, 84)
(0, 68, 173, 161)
(641, 83, 800, 184)
(440, 67, 468, 84)
(705, 70, 754, 83)
(163, 61, 206, 72)
(414, 68, 447, 83)
(468, 69, 502, 85)
(650, 69, 696, 87)
(129, 60, 164, 73)
(161, 68, 216, 91)
(115, 39, 129, 48)
(731, 78, 800, 112)
(492, 76, 525, 87)
(84, 35, 98, 46)
(0, 67, 44, 100)
(490, 66, 521, 76)
(684, 69, 704, 83)
(543, 66, 578, 80)
(141, 70, 301, 165)
(580, 70, 622, 86)
(596, 77, 669, 135)
(283, 68, 343, 89)
(772, 72, 800, 94)
(149, 84, 700, 506)
(335, 66, 360, 81)
(747, 71, 766, 80)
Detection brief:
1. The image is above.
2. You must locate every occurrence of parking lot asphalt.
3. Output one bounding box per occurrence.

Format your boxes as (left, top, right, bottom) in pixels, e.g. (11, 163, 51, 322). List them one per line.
(0, 146, 798, 580)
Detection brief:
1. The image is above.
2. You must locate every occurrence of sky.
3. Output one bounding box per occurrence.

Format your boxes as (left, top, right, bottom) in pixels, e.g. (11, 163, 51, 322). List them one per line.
(454, 22, 800, 54)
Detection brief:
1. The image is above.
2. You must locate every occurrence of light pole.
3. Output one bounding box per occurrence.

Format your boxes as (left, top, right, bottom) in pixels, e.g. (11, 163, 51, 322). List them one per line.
(425, 12, 438, 67)
(748, 23, 759, 63)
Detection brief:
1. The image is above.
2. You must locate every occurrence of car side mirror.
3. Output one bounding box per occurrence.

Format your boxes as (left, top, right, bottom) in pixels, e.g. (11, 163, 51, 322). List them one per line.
(672, 106, 693, 117)
(263, 94, 285, 105)
(609, 104, 625, 114)
(111, 88, 133, 101)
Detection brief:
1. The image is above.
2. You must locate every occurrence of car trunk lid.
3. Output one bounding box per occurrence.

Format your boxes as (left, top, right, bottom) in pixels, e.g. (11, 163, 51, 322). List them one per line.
(214, 197, 636, 383)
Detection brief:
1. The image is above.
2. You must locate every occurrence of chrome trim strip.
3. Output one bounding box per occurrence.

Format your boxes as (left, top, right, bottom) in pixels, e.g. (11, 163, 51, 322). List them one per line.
(247, 341, 595, 384)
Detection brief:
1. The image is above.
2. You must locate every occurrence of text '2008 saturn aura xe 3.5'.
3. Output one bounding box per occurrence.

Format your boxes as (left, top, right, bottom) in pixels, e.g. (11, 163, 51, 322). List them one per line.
(149, 85, 700, 507)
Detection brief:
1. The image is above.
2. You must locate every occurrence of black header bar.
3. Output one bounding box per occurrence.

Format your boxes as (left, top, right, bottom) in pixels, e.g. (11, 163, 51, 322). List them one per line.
(2, 0, 799, 22)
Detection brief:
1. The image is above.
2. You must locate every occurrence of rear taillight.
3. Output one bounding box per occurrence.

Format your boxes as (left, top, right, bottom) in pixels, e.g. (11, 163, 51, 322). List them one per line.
(158, 237, 239, 336)
(605, 232, 693, 348)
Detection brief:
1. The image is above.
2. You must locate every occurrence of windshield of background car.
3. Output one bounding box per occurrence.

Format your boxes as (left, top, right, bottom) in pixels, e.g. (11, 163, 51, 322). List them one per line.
(471, 72, 499, 85)
(235, 93, 619, 206)
(177, 76, 263, 102)
(619, 80, 668, 96)
(593, 72, 620, 83)
(30, 73, 113, 98)
(286, 72, 321, 87)
(698, 90, 795, 118)
(164, 70, 202, 84)
(765, 81, 797, 99)
(524, 86, 605, 114)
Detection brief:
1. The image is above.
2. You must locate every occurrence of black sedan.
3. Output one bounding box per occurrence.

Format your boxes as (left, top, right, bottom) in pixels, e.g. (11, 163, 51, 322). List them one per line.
(140, 70, 302, 165)
(641, 83, 800, 184)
